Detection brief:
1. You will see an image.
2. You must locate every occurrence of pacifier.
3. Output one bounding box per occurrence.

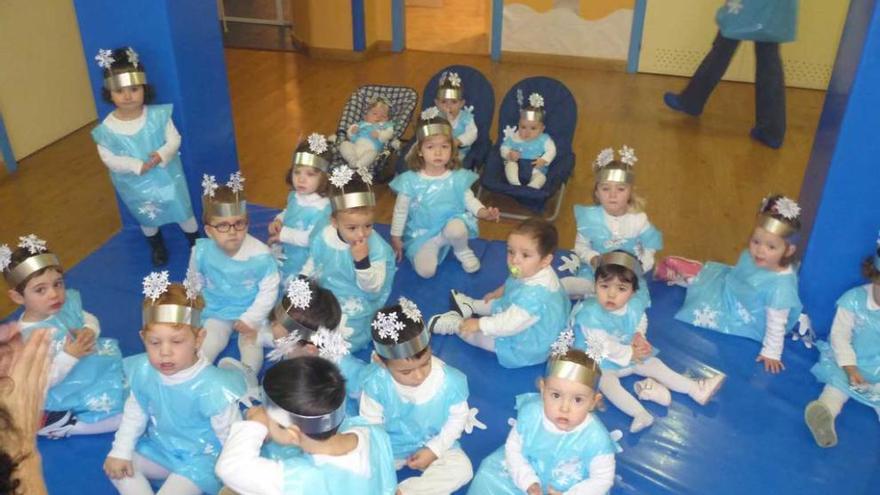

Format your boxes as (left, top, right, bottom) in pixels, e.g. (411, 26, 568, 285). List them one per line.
(508, 265, 521, 278)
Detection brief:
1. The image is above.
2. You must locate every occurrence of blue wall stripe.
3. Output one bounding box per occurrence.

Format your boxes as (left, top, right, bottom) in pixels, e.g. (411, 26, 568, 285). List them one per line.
(627, 0, 647, 73)
(0, 113, 16, 173)
(352, 0, 366, 51)
(392, 0, 405, 52)
(491, 0, 503, 61)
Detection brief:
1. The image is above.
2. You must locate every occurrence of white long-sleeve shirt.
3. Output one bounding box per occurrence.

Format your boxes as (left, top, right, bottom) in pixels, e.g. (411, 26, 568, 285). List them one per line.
(96, 107, 181, 175)
(830, 284, 880, 367)
(449, 112, 478, 148)
(574, 210, 657, 272)
(300, 226, 387, 293)
(758, 265, 796, 361)
(500, 135, 556, 164)
(359, 356, 469, 458)
(273, 193, 330, 246)
(477, 266, 562, 337)
(389, 171, 486, 237)
(505, 413, 615, 494)
(108, 358, 240, 461)
(582, 307, 649, 368)
(188, 235, 281, 329)
(20, 310, 101, 388)
(216, 421, 373, 495)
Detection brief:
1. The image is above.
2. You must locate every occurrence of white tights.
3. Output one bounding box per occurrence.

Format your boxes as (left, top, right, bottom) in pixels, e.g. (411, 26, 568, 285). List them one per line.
(599, 357, 698, 420)
(140, 216, 199, 237)
(339, 139, 380, 169)
(110, 453, 201, 495)
(397, 448, 473, 495)
(560, 276, 595, 299)
(504, 161, 546, 189)
(70, 414, 122, 436)
(200, 318, 264, 371)
(412, 219, 470, 278)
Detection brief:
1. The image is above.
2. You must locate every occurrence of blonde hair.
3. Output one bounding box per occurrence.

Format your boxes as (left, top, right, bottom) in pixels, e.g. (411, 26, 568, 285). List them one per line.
(141, 284, 204, 332)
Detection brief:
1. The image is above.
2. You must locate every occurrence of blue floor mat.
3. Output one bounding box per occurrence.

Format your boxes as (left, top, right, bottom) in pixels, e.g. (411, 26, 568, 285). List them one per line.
(33, 205, 879, 494)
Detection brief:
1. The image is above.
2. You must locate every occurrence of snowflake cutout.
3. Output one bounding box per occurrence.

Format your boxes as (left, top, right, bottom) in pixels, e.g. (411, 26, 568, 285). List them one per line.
(528, 92, 544, 108)
(357, 166, 374, 186)
(0, 244, 11, 272)
(329, 166, 354, 188)
(226, 171, 246, 194)
(18, 234, 47, 254)
(95, 49, 115, 68)
(398, 297, 422, 322)
(142, 271, 170, 303)
(503, 125, 517, 140)
(183, 268, 204, 301)
(126, 47, 140, 67)
(267, 330, 302, 362)
(552, 458, 584, 487)
(421, 106, 440, 121)
(594, 148, 615, 168)
(516, 88, 524, 107)
(551, 328, 575, 357)
(138, 201, 161, 220)
(584, 332, 609, 362)
(446, 71, 461, 87)
(286, 278, 312, 309)
(372, 311, 405, 341)
(340, 297, 364, 315)
(618, 145, 638, 166)
(86, 393, 115, 414)
(726, 0, 744, 15)
(735, 301, 754, 324)
(692, 305, 720, 329)
(201, 174, 218, 197)
(96, 340, 118, 356)
(311, 327, 351, 362)
(307, 133, 328, 154)
(773, 196, 801, 220)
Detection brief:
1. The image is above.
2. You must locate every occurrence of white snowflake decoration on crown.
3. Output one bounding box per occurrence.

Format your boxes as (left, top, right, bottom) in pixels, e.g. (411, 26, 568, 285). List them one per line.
(183, 268, 204, 301)
(503, 125, 517, 140)
(226, 171, 246, 194)
(312, 328, 351, 362)
(372, 311, 405, 342)
(398, 297, 422, 323)
(95, 49, 115, 69)
(286, 278, 312, 310)
(329, 166, 354, 189)
(201, 174, 219, 198)
(126, 47, 140, 67)
(618, 145, 638, 166)
(307, 133, 328, 155)
(773, 196, 801, 220)
(0, 245, 11, 272)
(357, 166, 374, 186)
(550, 328, 575, 358)
(528, 93, 544, 108)
(142, 271, 170, 303)
(584, 332, 609, 363)
(594, 148, 615, 168)
(18, 234, 47, 255)
(516, 88, 524, 107)
(421, 106, 440, 121)
(443, 71, 462, 87)
(267, 330, 302, 362)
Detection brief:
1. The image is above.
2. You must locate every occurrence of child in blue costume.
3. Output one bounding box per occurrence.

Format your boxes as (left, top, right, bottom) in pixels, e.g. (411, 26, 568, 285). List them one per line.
(390, 107, 500, 278)
(469, 348, 617, 495)
(560, 146, 662, 305)
(500, 92, 556, 189)
(431, 218, 571, 368)
(104, 276, 246, 495)
(301, 169, 396, 352)
(2, 235, 125, 438)
(91, 47, 198, 266)
(267, 134, 333, 283)
(434, 71, 478, 161)
(189, 176, 280, 389)
(572, 251, 725, 433)
(675, 194, 803, 374)
(806, 241, 880, 448)
(360, 298, 483, 494)
(338, 96, 395, 170)
(216, 356, 398, 495)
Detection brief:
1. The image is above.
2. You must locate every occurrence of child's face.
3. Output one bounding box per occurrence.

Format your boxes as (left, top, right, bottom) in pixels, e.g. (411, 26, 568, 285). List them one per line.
(748, 226, 794, 270)
(364, 103, 389, 124)
(292, 166, 324, 195)
(517, 118, 544, 141)
(332, 209, 375, 245)
(205, 214, 249, 255)
(110, 85, 145, 112)
(540, 376, 600, 432)
(435, 97, 465, 118)
(419, 134, 452, 170)
(8, 269, 66, 319)
(507, 233, 552, 279)
(595, 275, 634, 311)
(383, 348, 433, 387)
(141, 323, 204, 375)
(595, 181, 631, 216)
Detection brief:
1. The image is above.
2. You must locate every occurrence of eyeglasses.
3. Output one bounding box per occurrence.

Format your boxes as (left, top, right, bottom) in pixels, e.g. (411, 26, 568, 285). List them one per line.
(209, 219, 248, 233)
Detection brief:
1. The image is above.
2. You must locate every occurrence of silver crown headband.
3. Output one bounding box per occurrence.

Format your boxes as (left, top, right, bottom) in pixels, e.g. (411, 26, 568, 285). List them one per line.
(202, 173, 247, 218)
(436, 71, 463, 100)
(96, 48, 147, 91)
(264, 392, 346, 435)
(546, 353, 602, 389)
(372, 298, 429, 359)
(1, 235, 61, 287)
(597, 251, 643, 278)
(293, 133, 331, 173)
(594, 146, 637, 185)
(328, 167, 376, 212)
(374, 325, 430, 360)
(416, 107, 452, 141)
(141, 271, 202, 327)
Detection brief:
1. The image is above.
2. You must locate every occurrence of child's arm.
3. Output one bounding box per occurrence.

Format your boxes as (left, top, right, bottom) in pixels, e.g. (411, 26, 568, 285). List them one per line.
(97, 145, 149, 175)
(215, 420, 284, 495)
(390, 194, 411, 261)
(154, 119, 181, 165)
(47, 350, 80, 389)
(472, 305, 537, 337)
(239, 269, 281, 331)
(83, 311, 101, 337)
(457, 120, 478, 148)
(210, 403, 242, 445)
(354, 251, 387, 293)
(504, 426, 541, 493)
(424, 401, 469, 458)
(279, 224, 314, 248)
(376, 123, 395, 143)
(828, 307, 865, 384)
(358, 392, 385, 424)
(585, 328, 638, 366)
(106, 393, 149, 464)
(573, 233, 599, 267)
(464, 190, 500, 222)
(563, 454, 616, 495)
(758, 308, 790, 373)
(299, 257, 316, 278)
(500, 143, 518, 161)
(533, 137, 556, 168)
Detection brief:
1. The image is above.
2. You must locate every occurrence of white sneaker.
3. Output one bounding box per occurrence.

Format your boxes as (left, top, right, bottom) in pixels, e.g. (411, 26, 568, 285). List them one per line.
(634, 378, 672, 406)
(805, 400, 837, 448)
(629, 413, 654, 433)
(454, 248, 481, 273)
(219, 357, 259, 391)
(428, 311, 463, 335)
(450, 290, 476, 318)
(689, 373, 726, 406)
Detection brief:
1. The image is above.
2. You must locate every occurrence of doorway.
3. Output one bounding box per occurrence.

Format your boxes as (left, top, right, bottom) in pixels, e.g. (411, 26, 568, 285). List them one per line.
(405, 0, 490, 54)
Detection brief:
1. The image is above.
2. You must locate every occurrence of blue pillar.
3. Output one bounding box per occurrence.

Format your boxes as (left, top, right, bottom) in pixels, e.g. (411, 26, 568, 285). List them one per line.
(392, 0, 406, 53)
(798, 0, 880, 336)
(73, 0, 239, 227)
(491, 0, 503, 61)
(352, 0, 366, 52)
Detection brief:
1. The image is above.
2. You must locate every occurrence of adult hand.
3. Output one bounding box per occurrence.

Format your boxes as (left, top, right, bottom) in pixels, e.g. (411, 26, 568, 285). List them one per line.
(1, 328, 51, 452)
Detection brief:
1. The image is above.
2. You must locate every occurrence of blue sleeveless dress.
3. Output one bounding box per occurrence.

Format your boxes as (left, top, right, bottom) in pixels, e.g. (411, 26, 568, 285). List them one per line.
(570, 297, 656, 371)
(278, 191, 331, 281)
(449, 107, 476, 158)
(502, 132, 551, 182)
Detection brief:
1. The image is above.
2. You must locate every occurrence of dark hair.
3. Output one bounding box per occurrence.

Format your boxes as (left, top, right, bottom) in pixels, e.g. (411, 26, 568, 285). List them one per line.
(274, 277, 342, 331)
(263, 356, 346, 440)
(100, 48, 155, 104)
(371, 303, 430, 363)
(862, 249, 880, 283)
(405, 116, 461, 172)
(202, 185, 248, 224)
(286, 141, 331, 197)
(0, 405, 24, 494)
(330, 173, 374, 217)
(7, 247, 63, 294)
(594, 251, 640, 291)
(511, 218, 558, 258)
(757, 194, 801, 267)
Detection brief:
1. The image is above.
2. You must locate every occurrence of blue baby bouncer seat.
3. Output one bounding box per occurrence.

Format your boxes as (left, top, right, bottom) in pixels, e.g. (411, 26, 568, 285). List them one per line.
(395, 65, 496, 173)
(478, 76, 576, 220)
(331, 84, 419, 180)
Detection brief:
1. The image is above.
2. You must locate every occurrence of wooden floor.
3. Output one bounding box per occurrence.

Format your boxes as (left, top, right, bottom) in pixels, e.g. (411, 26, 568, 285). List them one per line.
(406, 0, 489, 55)
(0, 47, 825, 316)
